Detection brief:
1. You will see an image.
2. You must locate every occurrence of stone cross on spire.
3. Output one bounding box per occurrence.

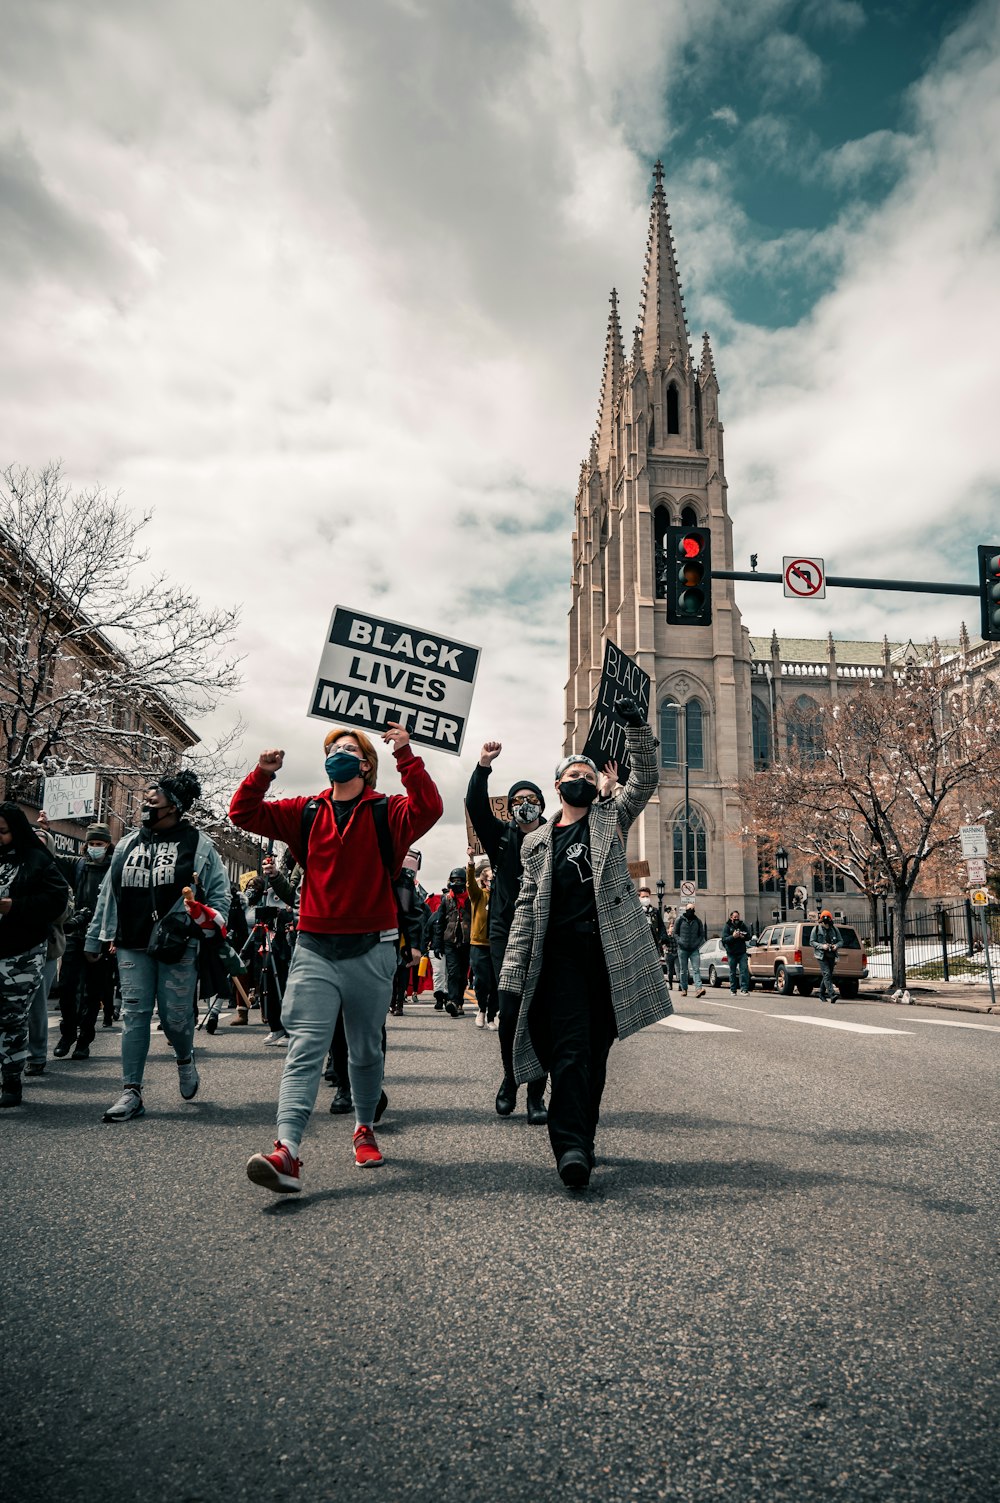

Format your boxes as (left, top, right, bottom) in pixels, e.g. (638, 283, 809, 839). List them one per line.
(639, 160, 689, 375)
(594, 287, 625, 471)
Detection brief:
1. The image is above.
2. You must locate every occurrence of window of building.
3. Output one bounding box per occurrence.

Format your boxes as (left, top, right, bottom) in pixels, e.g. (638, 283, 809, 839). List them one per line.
(686, 697, 705, 770)
(97, 775, 115, 823)
(660, 699, 679, 768)
(694, 378, 703, 449)
(673, 807, 707, 888)
(666, 382, 680, 435)
(752, 698, 771, 770)
(813, 860, 846, 894)
(680, 503, 698, 526)
(654, 506, 670, 600)
(786, 694, 822, 761)
(757, 841, 779, 893)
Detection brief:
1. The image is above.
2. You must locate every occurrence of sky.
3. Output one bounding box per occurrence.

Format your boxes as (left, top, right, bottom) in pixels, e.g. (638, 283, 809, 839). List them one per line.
(3, 0, 999, 882)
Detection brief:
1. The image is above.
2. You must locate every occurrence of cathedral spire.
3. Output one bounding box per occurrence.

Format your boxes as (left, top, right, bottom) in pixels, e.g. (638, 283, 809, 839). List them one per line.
(699, 330, 717, 387)
(595, 287, 625, 471)
(639, 161, 690, 374)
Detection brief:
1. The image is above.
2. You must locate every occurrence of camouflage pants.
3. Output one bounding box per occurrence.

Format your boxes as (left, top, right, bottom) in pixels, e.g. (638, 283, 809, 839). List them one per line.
(0, 944, 47, 1079)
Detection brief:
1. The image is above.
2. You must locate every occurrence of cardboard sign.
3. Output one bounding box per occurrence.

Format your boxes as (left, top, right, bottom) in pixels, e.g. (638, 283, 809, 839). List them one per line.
(464, 796, 510, 857)
(43, 773, 97, 822)
(308, 606, 481, 756)
(580, 640, 651, 780)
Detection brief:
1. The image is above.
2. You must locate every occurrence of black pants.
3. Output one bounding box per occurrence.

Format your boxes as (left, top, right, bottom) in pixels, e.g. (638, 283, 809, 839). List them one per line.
(469, 945, 498, 1020)
(444, 942, 470, 1006)
(493, 933, 547, 1106)
(58, 940, 115, 1045)
(528, 927, 616, 1164)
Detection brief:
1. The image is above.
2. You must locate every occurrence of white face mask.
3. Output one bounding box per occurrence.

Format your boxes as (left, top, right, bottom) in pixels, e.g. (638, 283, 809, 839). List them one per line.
(640, 896, 653, 908)
(86, 844, 108, 861)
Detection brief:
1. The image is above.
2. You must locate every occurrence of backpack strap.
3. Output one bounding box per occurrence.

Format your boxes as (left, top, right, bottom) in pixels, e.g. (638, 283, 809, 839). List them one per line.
(299, 794, 397, 880)
(300, 798, 321, 864)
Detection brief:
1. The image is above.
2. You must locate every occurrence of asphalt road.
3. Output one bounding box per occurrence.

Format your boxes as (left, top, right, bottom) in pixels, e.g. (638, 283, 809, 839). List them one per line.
(3, 991, 998, 1503)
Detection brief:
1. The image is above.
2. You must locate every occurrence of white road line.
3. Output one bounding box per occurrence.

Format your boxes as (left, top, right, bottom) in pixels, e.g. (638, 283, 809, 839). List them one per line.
(907, 1018, 1000, 1033)
(658, 1015, 741, 1033)
(777, 1014, 912, 1035)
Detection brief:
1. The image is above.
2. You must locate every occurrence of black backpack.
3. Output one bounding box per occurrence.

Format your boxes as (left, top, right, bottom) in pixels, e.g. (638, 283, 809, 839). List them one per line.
(299, 795, 408, 933)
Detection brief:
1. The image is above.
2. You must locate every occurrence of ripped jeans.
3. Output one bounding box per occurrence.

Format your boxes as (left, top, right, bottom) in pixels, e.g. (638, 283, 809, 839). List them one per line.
(117, 943, 198, 1088)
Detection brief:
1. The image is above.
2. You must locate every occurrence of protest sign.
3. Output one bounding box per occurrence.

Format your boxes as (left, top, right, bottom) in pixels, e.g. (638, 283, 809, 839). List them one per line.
(308, 606, 481, 756)
(43, 773, 97, 822)
(464, 796, 510, 857)
(580, 640, 651, 780)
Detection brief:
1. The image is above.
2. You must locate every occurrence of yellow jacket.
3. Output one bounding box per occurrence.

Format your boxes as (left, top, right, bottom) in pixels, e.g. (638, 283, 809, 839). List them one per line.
(466, 861, 490, 947)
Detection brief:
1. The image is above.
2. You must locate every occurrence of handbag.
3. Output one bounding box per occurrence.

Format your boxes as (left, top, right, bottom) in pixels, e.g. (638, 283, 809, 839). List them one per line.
(146, 885, 195, 964)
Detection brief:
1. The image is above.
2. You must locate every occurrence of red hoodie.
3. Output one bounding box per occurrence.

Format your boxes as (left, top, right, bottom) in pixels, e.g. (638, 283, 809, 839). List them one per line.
(228, 744, 443, 936)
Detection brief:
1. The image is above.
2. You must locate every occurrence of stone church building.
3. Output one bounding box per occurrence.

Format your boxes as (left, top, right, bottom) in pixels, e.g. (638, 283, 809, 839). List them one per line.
(564, 164, 997, 930)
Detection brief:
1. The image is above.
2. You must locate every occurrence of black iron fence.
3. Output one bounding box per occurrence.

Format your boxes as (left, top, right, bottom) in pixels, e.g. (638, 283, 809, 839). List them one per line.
(850, 900, 999, 985)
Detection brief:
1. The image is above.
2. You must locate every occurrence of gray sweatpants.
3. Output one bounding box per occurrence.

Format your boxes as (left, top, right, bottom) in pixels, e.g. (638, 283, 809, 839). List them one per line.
(276, 933, 396, 1148)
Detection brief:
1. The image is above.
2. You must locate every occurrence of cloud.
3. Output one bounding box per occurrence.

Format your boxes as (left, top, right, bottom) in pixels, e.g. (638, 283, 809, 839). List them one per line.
(756, 31, 825, 104)
(800, 0, 866, 35)
(710, 105, 740, 127)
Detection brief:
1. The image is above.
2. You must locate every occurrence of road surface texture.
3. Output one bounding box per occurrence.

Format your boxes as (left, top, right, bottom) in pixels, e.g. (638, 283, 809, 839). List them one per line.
(3, 992, 997, 1502)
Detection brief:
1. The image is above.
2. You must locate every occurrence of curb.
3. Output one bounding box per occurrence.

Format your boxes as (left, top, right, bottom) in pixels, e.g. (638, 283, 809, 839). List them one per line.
(868, 992, 997, 1018)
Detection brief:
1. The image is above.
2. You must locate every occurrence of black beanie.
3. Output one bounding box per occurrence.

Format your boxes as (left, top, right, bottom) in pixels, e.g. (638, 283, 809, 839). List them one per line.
(507, 779, 545, 812)
(156, 768, 201, 814)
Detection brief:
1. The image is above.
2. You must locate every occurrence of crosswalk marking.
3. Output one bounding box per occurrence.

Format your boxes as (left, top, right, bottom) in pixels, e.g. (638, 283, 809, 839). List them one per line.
(659, 1015, 740, 1033)
(777, 1014, 912, 1035)
(907, 1018, 1000, 1033)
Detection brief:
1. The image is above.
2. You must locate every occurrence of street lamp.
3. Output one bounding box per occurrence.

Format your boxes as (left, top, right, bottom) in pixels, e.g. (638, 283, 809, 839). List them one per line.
(775, 845, 789, 923)
(656, 877, 665, 920)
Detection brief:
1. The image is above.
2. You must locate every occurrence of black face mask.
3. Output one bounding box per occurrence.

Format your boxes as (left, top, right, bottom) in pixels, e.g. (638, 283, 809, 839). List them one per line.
(450, 881, 466, 894)
(559, 778, 598, 808)
(141, 803, 171, 827)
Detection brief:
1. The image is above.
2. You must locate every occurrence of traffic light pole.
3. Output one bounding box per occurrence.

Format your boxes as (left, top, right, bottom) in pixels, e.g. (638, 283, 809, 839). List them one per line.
(713, 570, 980, 598)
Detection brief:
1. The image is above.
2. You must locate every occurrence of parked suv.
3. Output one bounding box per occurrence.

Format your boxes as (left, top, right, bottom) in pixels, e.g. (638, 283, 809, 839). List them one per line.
(747, 922, 869, 998)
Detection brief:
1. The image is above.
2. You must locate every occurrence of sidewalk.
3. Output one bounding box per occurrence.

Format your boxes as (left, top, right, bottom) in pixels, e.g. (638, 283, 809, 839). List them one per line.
(865, 980, 998, 1016)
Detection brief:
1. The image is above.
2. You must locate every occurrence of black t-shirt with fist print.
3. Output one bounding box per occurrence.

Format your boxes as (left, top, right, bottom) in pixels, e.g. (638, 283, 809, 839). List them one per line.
(549, 820, 597, 930)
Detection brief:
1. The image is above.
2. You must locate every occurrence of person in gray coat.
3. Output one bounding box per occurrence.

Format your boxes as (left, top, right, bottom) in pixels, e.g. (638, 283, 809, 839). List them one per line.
(812, 909, 842, 1003)
(498, 698, 674, 1190)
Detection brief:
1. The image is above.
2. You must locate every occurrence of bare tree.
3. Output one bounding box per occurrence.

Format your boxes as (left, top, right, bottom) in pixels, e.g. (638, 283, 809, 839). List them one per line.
(1, 462, 241, 796)
(739, 664, 1000, 991)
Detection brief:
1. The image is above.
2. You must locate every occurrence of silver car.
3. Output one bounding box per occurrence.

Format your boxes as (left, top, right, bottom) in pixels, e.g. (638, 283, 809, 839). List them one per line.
(700, 937, 731, 988)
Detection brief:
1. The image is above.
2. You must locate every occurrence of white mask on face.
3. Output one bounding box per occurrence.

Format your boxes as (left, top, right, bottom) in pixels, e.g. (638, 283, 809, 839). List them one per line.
(640, 896, 653, 908)
(86, 844, 108, 861)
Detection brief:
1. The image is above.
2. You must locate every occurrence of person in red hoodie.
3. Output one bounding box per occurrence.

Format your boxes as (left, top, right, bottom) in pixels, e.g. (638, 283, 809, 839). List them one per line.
(232, 722, 442, 1193)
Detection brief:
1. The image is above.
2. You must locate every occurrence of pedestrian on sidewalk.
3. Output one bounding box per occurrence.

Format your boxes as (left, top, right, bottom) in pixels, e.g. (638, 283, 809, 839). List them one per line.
(465, 741, 549, 1124)
(674, 901, 707, 997)
(90, 770, 230, 1123)
(498, 698, 674, 1190)
(721, 911, 751, 995)
(0, 803, 71, 1109)
(813, 910, 843, 1004)
(235, 723, 442, 1193)
(466, 849, 498, 1029)
(431, 868, 473, 1018)
(49, 821, 116, 1060)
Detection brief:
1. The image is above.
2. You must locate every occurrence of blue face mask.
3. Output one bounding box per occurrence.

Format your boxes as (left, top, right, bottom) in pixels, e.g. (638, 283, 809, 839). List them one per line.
(325, 749, 364, 784)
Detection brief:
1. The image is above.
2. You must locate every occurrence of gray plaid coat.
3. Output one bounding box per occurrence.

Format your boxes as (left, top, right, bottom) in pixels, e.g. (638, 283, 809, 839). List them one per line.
(498, 724, 673, 1084)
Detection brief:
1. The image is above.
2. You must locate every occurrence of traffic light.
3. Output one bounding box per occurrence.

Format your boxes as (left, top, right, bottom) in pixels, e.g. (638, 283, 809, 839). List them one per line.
(665, 526, 713, 626)
(979, 545, 1000, 642)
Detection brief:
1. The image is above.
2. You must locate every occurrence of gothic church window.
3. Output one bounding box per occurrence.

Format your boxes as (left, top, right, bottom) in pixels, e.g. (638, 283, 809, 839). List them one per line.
(680, 503, 698, 526)
(666, 381, 680, 435)
(673, 806, 707, 889)
(813, 860, 846, 894)
(694, 378, 703, 449)
(786, 694, 822, 761)
(686, 698, 705, 769)
(659, 696, 706, 770)
(752, 698, 771, 770)
(660, 699, 679, 768)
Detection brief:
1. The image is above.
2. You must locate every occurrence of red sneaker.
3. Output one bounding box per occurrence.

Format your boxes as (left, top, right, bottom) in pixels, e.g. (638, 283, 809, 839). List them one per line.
(246, 1141, 302, 1194)
(353, 1125, 384, 1168)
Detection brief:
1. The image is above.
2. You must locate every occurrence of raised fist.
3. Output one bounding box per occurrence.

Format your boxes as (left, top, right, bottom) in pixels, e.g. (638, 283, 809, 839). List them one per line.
(258, 749, 285, 774)
(480, 741, 502, 768)
(614, 695, 647, 729)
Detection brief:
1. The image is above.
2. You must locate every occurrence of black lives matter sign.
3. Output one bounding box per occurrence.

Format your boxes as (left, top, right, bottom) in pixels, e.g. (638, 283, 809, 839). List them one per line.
(308, 606, 481, 756)
(581, 640, 651, 780)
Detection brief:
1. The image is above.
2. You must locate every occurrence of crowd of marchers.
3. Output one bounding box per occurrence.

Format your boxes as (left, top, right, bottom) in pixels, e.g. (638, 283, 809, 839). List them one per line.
(0, 697, 847, 1193)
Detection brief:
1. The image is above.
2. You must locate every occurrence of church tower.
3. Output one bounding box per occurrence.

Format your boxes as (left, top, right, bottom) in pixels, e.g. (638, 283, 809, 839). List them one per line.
(565, 163, 758, 924)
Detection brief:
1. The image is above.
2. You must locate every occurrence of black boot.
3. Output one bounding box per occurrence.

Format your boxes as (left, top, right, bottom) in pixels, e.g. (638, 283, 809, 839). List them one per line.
(495, 1077, 517, 1117)
(329, 1085, 353, 1114)
(0, 1073, 23, 1108)
(526, 1082, 548, 1126)
(53, 1035, 75, 1058)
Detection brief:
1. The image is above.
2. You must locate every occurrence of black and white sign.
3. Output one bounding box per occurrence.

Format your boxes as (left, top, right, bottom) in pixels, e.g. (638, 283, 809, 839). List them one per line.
(959, 824, 988, 859)
(580, 640, 651, 780)
(966, 858, 988, 887)
(43, 773, 97, 821)
(308, 606, 481, 756)
(679, 879, 696, 900)
(782, 556, 826, 599)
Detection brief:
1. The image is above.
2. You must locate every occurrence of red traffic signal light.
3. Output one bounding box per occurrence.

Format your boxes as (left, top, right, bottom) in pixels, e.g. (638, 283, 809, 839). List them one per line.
(666, 527, 713, 626)
(979, 545, 1000, 642)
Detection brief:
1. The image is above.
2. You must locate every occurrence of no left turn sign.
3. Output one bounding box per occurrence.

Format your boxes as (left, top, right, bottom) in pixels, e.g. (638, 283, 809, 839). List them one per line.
(783, 556, 826, 599)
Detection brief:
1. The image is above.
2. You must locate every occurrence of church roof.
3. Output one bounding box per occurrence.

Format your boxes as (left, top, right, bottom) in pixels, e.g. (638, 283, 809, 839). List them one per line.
(748, 636, 958, 665)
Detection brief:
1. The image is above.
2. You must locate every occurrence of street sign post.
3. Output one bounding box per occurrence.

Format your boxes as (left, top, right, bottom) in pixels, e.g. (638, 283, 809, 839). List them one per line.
(966, 858, 988, 887)
(971, 889, 989, 906)
(782, 557, 826, 599)
(960, 825, 989, 859)
(679, 880, 696, 900)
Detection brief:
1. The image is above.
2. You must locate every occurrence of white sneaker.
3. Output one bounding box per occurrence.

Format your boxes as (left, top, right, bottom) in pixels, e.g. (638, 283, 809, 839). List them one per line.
(263, 1031, 287, 1046)
(695, 987, 706, 997)
(487, 1018, 499, 1031)
(103, 1088, 144, 1123)
(475, 1011, 486, 1028)
(177, 1057, 200, 1100)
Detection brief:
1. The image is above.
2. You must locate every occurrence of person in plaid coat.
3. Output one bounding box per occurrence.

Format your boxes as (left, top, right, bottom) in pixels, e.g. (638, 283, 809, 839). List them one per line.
(498, 700, 673, 1189)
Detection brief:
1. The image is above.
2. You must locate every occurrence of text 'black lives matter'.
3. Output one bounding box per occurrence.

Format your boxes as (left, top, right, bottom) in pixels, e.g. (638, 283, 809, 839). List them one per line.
(581, 640, 651, 780)
(308, 606, 481, 756)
